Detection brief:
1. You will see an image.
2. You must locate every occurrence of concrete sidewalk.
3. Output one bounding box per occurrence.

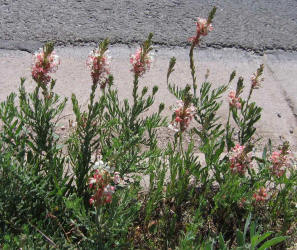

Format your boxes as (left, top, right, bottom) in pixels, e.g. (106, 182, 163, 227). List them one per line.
(0, 46, 296, 151)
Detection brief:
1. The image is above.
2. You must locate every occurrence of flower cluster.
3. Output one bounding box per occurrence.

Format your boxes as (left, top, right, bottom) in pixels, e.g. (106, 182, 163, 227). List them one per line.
(253, 187, 267, 202)
(189, 17, 214, 46)
(251, 65, 264, 89)
(130, 47, 153, 77)
(169, 100, 196, 132)
(229, 144, 252, 175)
(228, 90, 241, 109)
(32, 44, 60, 85)
(88, 161, 121, 206)
(86, 48, 111, 87)
(238, 197, 247, 208)
(270, 145, 290, 177)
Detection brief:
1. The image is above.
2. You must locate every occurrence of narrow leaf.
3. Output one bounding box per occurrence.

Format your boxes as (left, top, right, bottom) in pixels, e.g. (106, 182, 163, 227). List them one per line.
(258, 236, 287, 250)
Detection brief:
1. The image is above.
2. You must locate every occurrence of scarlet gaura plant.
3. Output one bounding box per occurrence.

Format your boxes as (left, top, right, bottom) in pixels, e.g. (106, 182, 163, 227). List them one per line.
(0, 6, 295, 249)
(68, 39, 112, 201)
(155, 6, 295, 249)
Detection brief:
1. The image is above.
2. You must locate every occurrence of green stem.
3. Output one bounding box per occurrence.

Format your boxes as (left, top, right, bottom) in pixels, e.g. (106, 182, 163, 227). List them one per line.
(189, 43, 197, 97)
(77, 82, 98, 198)
(132, 75, 139, 104)
(179, 131, 184, 156)
(130, 74, 139, 129)
(226, 109, 231, 151)
(246, 87, 253, 107)
(240, 103, 249, 145)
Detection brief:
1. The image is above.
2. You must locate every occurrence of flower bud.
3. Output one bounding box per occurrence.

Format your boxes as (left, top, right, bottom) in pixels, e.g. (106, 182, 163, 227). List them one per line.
(141, 86, 148, 96)
(152, 85, 158, 95)
(158, 103, 165, 113)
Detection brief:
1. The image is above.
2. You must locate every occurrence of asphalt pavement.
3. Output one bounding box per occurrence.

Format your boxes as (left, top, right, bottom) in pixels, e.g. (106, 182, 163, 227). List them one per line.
(1, 0, 297, 52)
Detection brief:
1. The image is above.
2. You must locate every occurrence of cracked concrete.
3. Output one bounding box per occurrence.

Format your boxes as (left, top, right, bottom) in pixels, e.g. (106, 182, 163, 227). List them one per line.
(0, 46, 296, 152)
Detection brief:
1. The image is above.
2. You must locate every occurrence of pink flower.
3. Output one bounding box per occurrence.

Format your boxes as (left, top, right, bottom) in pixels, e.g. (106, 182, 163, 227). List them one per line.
(88, 177, 97, 189)
(238, 198, 246, 208)
(113, 172, 121, 184)
(229, 144, 252, 175)
(88, 162, 120, 207)
(103, 184, 115, 196)
(251, 74, 260, 89)
(196, 18, 213, 36)
(87, 48, 111, 87)
(251, 65, 264, 89)
(189, 17, 214, 46)
(270, 150, 288, 177)
(253, 187, 267, 202)
(89, 197, 95, 205)
(32, 47, 60, 85)
(104, 194, 113, 204)
(169, 100, 196, 132)
(271, 151, 282, 164)
(130, 48, 153, 77)
(228, 90, 241, 109)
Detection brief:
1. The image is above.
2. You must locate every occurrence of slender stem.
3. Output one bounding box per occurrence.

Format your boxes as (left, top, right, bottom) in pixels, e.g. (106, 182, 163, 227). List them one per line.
(189, 43, 198, 97)
(178, 131, 184, 186)
(246, 87, 253, 107)
(226, 109, 231, 151)
(77, 82, 98, 198)
(132, 75, 139, 104)
(179, 131, 184, 156)
(28, 220, 57, 247)
(40, 83, 49, 100)
(240, 101, 249, 145)
(130, 74, 139, 129)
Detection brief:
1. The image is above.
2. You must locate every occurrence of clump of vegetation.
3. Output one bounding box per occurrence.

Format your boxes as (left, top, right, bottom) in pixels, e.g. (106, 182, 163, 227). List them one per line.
(0, 7, 296, 249)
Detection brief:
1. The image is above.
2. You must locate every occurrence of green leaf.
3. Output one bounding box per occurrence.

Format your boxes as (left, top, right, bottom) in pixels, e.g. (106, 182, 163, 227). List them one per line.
(252, 232, 272, 248)
(218, 233, 227, 250)
(250, 221, 256, 239)
(243, 213, 252, 240)
(204, 239, 215, 250)
(213, 139, 225, 162)
(236, 230, 245, 247)
(258, 236, 287, 250)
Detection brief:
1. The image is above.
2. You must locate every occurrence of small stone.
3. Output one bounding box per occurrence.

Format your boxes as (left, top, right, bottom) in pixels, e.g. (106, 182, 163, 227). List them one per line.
(277, 113, 281, 118)
(61, 126, 66, 130)
(289, 129, 293, 134)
